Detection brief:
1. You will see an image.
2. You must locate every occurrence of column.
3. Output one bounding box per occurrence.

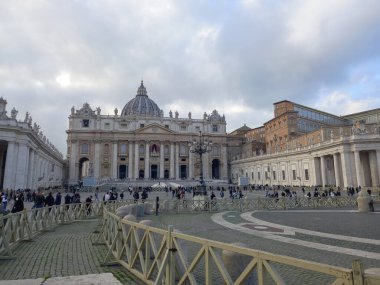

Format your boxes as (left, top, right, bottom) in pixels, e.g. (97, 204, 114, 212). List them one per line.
(3, 141, 16, 189)
(369, 151, 379, 187)
(320, 156, 326, 187)
(170, 143, 174, 179)
(376, 150, 380, 187)
(128, 142, 134, 179)
(189, 148, 194, 179)
(27, 149, 35, 188)
(354, 150, 363, 187)
(93, 142, 100, 179)
(202, 151, 209, 179)
(112, 142, 118, 179)
(175, 143, 180, 179)
(340, 151, 353, 188)
(69, 140, 77, 184)
(14, 143, 29, 189)
(159, 143, 164, 178)
(286, 161, 291, 185)
(145, 142, 150, 179)
(333, 153, 341, 187)
(221, 145, 228, 180)
(134, 143, 139, 179)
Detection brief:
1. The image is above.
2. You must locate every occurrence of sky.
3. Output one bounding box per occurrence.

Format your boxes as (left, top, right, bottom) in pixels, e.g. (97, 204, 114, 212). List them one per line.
(1, 0, 380, 156)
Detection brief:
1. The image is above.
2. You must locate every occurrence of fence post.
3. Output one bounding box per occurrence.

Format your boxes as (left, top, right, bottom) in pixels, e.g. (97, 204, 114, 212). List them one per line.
(166, 225, 175, 285)
(352, 259, 364, 285)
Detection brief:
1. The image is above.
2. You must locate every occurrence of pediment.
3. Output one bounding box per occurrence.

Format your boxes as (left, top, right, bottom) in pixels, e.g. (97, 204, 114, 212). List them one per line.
(136, 123, 175, 134)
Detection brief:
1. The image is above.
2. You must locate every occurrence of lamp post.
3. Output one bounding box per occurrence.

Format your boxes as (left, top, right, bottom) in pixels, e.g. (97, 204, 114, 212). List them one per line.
(189, 131, 212, 195)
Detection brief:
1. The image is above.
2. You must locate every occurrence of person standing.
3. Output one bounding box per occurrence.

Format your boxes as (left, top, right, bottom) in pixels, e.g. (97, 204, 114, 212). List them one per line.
(55, 192, 62, 205)
(64, 193, 72, 210)
(11, 194, 24, 213)
(85, 196, 92, 215)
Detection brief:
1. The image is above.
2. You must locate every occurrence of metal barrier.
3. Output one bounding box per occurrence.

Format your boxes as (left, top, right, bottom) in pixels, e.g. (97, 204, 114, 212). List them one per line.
(100, 209, 376, 285)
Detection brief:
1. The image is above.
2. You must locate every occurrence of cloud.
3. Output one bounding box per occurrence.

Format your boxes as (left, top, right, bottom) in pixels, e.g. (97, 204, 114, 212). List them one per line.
(1, 0, 380, 154)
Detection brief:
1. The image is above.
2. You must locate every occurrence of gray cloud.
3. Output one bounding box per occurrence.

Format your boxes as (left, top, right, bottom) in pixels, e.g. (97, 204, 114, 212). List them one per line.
(1, 0, 380, 154)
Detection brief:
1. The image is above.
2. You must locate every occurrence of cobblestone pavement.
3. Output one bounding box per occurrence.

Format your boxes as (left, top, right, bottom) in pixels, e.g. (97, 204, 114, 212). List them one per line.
(147, 209, 380, 284)
(0, 218, 145, 285)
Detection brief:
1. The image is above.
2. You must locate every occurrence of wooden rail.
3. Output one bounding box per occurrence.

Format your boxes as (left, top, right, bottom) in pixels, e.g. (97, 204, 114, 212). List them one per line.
(1, 197, 380, 284)
(100, 209, 376, 285)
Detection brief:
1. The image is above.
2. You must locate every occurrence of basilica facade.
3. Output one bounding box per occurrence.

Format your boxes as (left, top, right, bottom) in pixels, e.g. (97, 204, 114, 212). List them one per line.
(66, 81, 229, 185)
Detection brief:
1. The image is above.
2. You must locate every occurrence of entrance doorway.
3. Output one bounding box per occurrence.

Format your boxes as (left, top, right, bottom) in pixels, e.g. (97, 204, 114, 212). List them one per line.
(139, 170, 144, 179)
(164, 170, 169, 179)
(180, 165, 187, 179)
(151, 165, 158, 179)
(119, 165, 127, 179)
(79, 157, 90, 180)
(212, 159, 220, 179)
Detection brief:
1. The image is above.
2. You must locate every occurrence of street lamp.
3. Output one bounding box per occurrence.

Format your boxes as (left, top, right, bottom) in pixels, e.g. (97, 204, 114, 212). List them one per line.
(189, 131, 212, 195)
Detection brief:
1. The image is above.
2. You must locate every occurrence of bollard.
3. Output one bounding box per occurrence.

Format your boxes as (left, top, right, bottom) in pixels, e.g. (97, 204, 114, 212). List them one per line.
(156, 196, 159, 216)
(357, 191, 373, 212)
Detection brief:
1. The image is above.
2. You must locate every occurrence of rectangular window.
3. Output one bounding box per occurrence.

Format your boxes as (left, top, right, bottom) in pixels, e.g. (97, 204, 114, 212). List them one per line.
(140, 124, 145, 128)
(139, 145, 145, 154)
(180, 125, 187, 131)
(81, 143, 89, 154)
(165, 125, 169, 129)
(212, 125, 218, 132)
(140, 157, 144, 161)
(292, 169, 297, 180)
(104, 122, 110, 129)
(282, 170, 286, 180)
(304, 169, 309, 180)
(82, 119, 89, 128)
(258, 172, 261, 180)
(120, 144, 127, 154)
(272, 171, 276, 180)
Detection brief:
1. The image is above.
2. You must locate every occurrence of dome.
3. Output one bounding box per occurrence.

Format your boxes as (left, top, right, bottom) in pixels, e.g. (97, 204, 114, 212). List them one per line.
(121, 81, 161, 117)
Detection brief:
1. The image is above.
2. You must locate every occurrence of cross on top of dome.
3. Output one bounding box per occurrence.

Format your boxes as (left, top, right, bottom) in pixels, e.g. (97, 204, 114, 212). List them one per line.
(137, 80, 148, 96)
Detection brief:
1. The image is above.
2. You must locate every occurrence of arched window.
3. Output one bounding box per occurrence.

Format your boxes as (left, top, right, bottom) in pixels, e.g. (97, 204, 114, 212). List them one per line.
(139, 144, 145, 154)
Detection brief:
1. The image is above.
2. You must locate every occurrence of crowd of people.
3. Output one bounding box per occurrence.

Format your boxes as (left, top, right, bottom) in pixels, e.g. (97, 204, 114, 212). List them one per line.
(0, 183, 375, 216)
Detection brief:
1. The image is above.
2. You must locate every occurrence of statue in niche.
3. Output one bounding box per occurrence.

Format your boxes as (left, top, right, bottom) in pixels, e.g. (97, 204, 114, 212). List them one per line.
(352, 120, 366, 135)
(160, 109, 164, 117)
(169, 110, 173, 118)
(188, 112, 192, 119)
(175, 111, 179, 119)
(96, 107, 101, 115)
(203, 112, 207, 120)
(11, 107, 18, 119)
(28, 116, 32, 126)
(373, 123, 380, 134)
(24, 112, 29, 123)
(71, 106, 75, 115)
(330, 130, 334, 139)
(114, 108, 118, 116)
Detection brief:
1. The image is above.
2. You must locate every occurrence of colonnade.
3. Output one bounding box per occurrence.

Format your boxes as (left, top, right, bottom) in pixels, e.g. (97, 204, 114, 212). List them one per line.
(233, 148, 380, 188)
(2, 140, 63, 190)
(314, 150, 380, 188)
